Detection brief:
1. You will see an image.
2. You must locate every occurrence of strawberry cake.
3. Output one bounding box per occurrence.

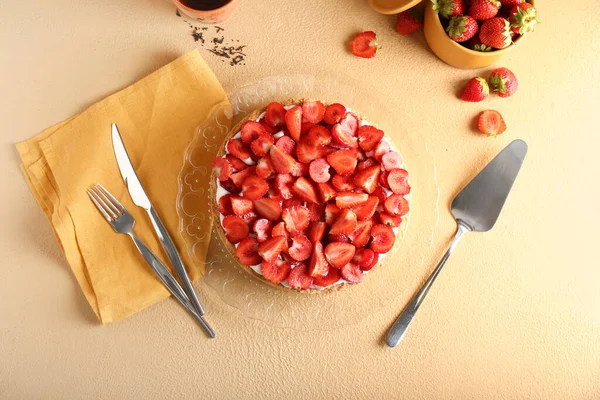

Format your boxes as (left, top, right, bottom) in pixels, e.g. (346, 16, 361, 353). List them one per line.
(211, 100, 410, 291)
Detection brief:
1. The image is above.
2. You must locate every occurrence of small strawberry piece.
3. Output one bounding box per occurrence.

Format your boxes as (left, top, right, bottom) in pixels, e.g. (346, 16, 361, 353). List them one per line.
(218, 194, 234, 216)
(258, 236, 288, 263)
(357, 158, 378, 171)
(220, 178, 241, 194)
(270, 145, 297, 175)
(380, 212, 402, 227)
(336, 192, 369, 209)
(231, 196, 254, 216)
(261, 258, 292, 284)
(275, 173, 295, 199)
(241, 121, 268, 144)
(468, 0, 500, 21)
(226, 154, 249, 171)
(479, 17, 511, 49)
(256, 156, 275, 179)
(384, 194, 410, 216)
(323, 103, 346, 125)
(324, 242, 356, 269)
(271, 221, 288, 238)
(306, 126, 331, 147)
(353, 147, 366, 161)
(372, 186, 387, 205)
(253, 218, 273, 243)
(348, 219, 373, 248)
(349, 31, 379, 59)
(253, 197, 282, 221)
(284, 106, 302, 142)
(307, 203, 325, 222)
(231, 166, 256, 188)
(290, 162, 309, 177)
(241, 211, 258, 225)
(325, 204, 342, 225)
(212, 157, 234, 181)
(478, 110, 507, 136)
(352, 196, 379, 220)
(321, 145, 338, 157)
(374, 141, 390, 162)
(292, 177, 319, 204)
(308, 221, 327, 244)
(446, 16, 479, 42)
(282, 198, 303, 210)
(287, 264, 314, 289)
(460, 77, 489, 102)
(329, 209, 358, 236)
(331, 124, 358, 148)
(288, 234, 313, 261)
(332, 174, 357, 191)
(353, 165, 381, 193)
(432, 0, 465, 19)
(296, 140, 321, 164)
(328, 233, 350, 243)
(379, 170, 390, 189)
(381, 151, 403, 171)
(309, 158, 332, 183)
(260, 119, 278, 135)
(265, 102, 287, 128)
(327, 149, 358, 175)
(340, 113, 359, 136)
(357, 125, 384, 151)
(236, 237, 261, 266)
(312, 267, 342, 287)
(282, 206, 311, 233)
(222, 215, 249, 244)
(308, 242, 329, 277)
(489, 67, 518, 98)
(341, 263, 363, 283)
(387, 169, 411, 195)
(396, 9, 423, 35)
(301, 122, 316, 136)
(250, 132, 274, 157)
(227, 138, 252, 159)
(353, 248, 378, 271)
(241, 176, 269, 200)
(370, 224, 396, 253)
(275, 136, 296, 155)
(508, 3, 539, 35)
(301, 101, 325, 124)
(316, 182, 337, 202)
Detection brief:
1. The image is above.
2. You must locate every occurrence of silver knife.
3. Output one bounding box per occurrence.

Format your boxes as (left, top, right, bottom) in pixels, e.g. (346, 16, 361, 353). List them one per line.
(111, 123, 209, 320)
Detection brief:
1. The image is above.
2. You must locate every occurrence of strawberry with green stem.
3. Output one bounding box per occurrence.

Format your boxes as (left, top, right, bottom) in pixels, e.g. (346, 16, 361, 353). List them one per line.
(446, 16, 479, 42)
(489, 67, 518, 97)
(468, 0, 501, 21)
(479, 17, 511, 49)
(431, 0, 465, 19)
(509, 3, 539, 35)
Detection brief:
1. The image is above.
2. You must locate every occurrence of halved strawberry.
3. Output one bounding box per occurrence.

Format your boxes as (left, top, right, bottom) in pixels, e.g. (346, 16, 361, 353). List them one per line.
(309, 158, 331, 183)
(308, 242, 329, 277)
(289, 234, 312, 261)
(296, 140, 321, 163)
(292, 177, 319, 204)
(235, 237, 261, 265)
(324, 242, 356, 269)
(341, 262, 363, 283)
(222, 215, 249, 244)
(226, 154, 249, 171)
(253, 198, 282, 220)
(316, 182, 337, 202)
(328, 233, 350, 243)
(275, 136, 296, 155)
(336, 192, 369, 209)
(308, 221, 327, 243)
(325, 204, 342, 225)
(302, 101, 325, 124)
(282, 206, 311, 233)
(265, 102, 287, 128)
(306, 126, 331, 146)
(270, 145, 297, 175)
(353, 147, 366, 161)
(384, 194, 409, 216)
(372, 186, 387, 205)
(387, 169, 411, 195)
(339, 113, 359, 136)
(357, 157, 378, 171)
(261, 258, 291, 284)
(374, 141, 390, 161)
(230, 196, 254, 216)
(271, 221, 288, 239)
(332, 174, 356, 191)
(323, 103, 346, 125)
(220, 178, 241, 194)
(301, 122, 316, 136)
(349, 31, 379, 59)
(321, 145, 338, 157)
(353, 165, 381, 193)
(329, 209, 358, 235)
(352, 196, 379, 220)
(312, 267, 341, 287)
(379, 170, 390, 189)
(218, 194, 234, 216)
(256, 156, 275, 179)
(348, 219, 373, 248)
(284, 106, 302, 142)
(290, 161, 309, 177)
(379, 212, 402, 227)
(250, 132, 274, 157)
(327, 149, 358, 175)
(258, 235, 288, 263)
(241, 176, 269, 200)
(259, 119, 278, 135)
(331, 124, 358, 148)
(212, 157, 234, 181)
(253, 218, 273, 243)
(287, 264, 314, 289)
(230, 166, 256, 188)
(241, 121, 268, 144)
(370, 224, 396, 253)
(352, 248, 378, 271)
(227, 138, 252, 159)
(307, 203, 325, 222)
(275, 173, 295, 199)
(357, 125, 384, 151)
(283, 198, 303, 209)
(381, 151, 403, 170)
(241, 211, 258, 225)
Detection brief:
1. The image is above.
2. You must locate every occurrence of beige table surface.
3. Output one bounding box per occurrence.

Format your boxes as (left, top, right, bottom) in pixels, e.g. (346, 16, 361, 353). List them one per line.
(2, 1, 600, 399)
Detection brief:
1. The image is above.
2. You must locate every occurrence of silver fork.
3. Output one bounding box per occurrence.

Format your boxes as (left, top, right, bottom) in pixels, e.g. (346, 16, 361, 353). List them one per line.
(87, 184, 215, 338)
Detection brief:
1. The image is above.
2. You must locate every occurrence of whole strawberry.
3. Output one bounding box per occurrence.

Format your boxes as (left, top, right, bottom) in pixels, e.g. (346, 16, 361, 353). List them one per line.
(509, 3, 539, 35)
(469, 0, 500, 21)
(432, 0, 465, 19)
(489, 67, 518, 97)
(499, 0, 523, 7)
(460, 77, 489, 102)
(468, 36, 493, 52)
(396, 9, 424, 35)
(446, 16, 479, 42)
(479, 17, 512, 49)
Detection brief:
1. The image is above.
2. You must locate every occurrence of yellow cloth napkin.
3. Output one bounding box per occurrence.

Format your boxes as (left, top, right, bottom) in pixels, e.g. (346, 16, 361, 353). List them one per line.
(16, 50, 231, 323)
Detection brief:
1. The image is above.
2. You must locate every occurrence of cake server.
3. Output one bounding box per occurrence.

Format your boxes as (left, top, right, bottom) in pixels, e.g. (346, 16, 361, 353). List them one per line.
(387, 139, 528, 348)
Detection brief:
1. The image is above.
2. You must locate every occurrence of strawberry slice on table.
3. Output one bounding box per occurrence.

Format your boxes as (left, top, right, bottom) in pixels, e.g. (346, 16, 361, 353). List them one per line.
(309, 158, 331, 183)
(271, 221, 288, 239)
(329, 209, 358, 236)
(282, 205, 311, 233)
(352, 248, 378, 271)
(308, 242, 329, 277)
(253, 218, 273, 243)
(270, 145, 297, 175)
(370, 224, 396, 253)
(357, 126, 384, 151)
(275, 136, 296, 155)
(306, 126, 331, 147)
(287, 264, 314, 290)
(236, 237, 261, 265)
(218, 194, 234, 216)
(261, 258, 292, 284)
(220, 178, 241, 194)
(292, 177, 319, 204)
(241, 176, 269, 200)
(348, 219, 373, 248)
(284, 106, 302, 142)
(352, 196, 379, 220)
(341, 262, 363, 283)
(381, 151, 403, 171)
(325, 203, 342, 225)
(379, 212, 402, 227)
(302, 101, 325, 124)
(230, 166, 256, 188)
(349, 31, 379, 59)
(256, 156, 275, 179)
(289, 234, 313, 261)
(254, 197, 282, 220)
(258, 235, 288, 263)
(265, 102, 287, 128)
(332, 174, 356, 191)
(312, 267, 341, 287)
(317, 182, 337, 202)
(308, 221, 327, 244)
(296, 140, 321, 163)
(353, 165, 381, 193)
(387, 169, 411, 195)
(226, 154, 249, 171)
(250, 132, 274, 157)
(336, 192, 369, 209)
(478, 110, 506, 136)
(384, 194, 410, 216)
(307, 203, 325, 222)
(222, 215, 249, 244)
(227, 138, 252, 160)
(241, 121, 268, 144)
(275, 173, 295, 199)
(327, 149, 358, 175)
(230, 196, 254, 216)
(212, 157, 234, 181)
(331, 124, 358, 149)
(374, 140, 390, 162)
(324, 242, 356, 269)
(323, 103, 346, 125)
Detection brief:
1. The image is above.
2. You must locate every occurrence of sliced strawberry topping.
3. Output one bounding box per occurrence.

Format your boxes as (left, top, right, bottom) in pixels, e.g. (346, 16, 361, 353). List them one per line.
(309, 158, 331, 183)
(282, 205, 311, 233)
(324, 242, 356, 269)
(253, 218, 273, 243)
(261, 258, 291, 284)
(227, 138, 252, 159)
(301, 122, 316, 136)
(308, 242, 329, 277)
(372, 186, 387, 205)
(323, 103, 346, 125)
(265, 102, 287, 128)
(353, 248, 378, 271)
(230, 166, 255, 188)
(218, 194, 234, 216)
(289, 234, 313, 261)
(220, 178, 241, 194)
(241, 121, 268, 144)
(225, 154, 249, 171)
(241, 211, 258, 225)
(230, 196, 254, 216)
(270, 145, 297, 175)
(340, 112, 359, 135)
(379, 212, 402, 227)
(384, 194, 409, 216)
(282, 198, 303, 209)
(379, 170, 390, 189)
(336, 192, 369, 209)
(325, 203, 342, 225)
(341, 262, 363, 283)
(381, 151, 403, 170)
(328, 233, 350, 243)
(275, 136, 296, 155)
(353, 165, 381, 193)
(235, 237, 261, 266)
(349, 31, 379, 59)
(253, 197, 282, 220)
(321, 145, 338, 157)
(354, 147, 366, 161)
(290, 161, 309, 177)
(357, 157, 378, 171)
(292, 177, 319, 204)
(259, 119, 278, 135)
(284, 106, 302, 142)
(275, 173, 295, 199)
(306, 126, 331, 146)
(287, 264, 314, 290)
(370, 224, 396, 253)
(256, 156, 275, 179)
(352, 195, 379, 220)
(374, 141, 390, 162)
(301, 101, 325, 124)
(357, 125, 384, 151)
(312, 267, 341, 287)
(258, 235, 288, 263)
(222, 215, 249, 244)
(212, 157, 234, 181)
(348, 219, 373, 248)
(387, 169, 411, 195)
(241, 176, 269, 200)
(306, 204, 323, 222)
(327, 149, 358, 175)
(250, 132, 274, 157)
(316, 182, 337, 202)
(332, 174, 357, 191)
(296, 140, 321, 163)
(331, 124, 358, 148)
(271, 221, 288, 239)
(307, 221, 327, 243)
(329, 208, 358, 236)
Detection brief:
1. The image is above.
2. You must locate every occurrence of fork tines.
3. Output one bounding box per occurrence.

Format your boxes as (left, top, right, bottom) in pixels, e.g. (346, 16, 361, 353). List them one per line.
(87, 184, 125, 222)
